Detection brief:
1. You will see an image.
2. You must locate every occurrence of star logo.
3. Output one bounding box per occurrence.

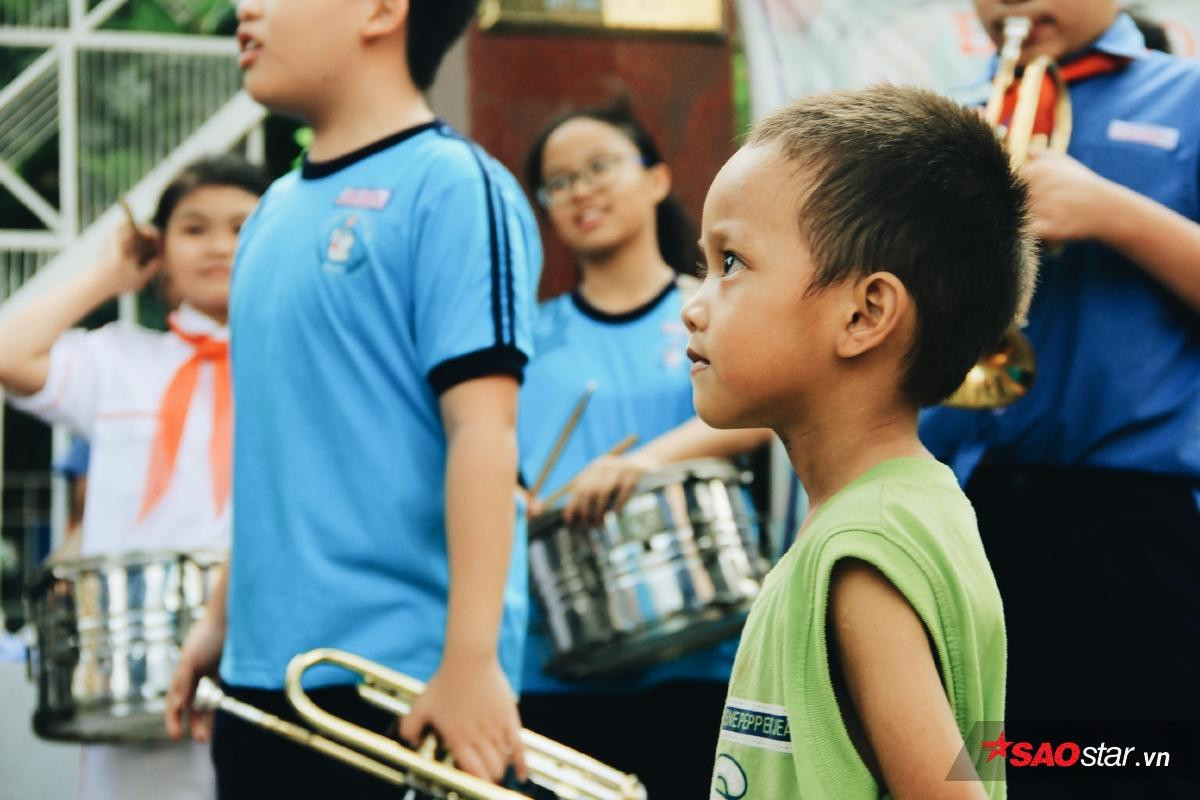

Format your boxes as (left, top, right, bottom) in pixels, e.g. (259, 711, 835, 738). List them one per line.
(982, 730, 1012, 763)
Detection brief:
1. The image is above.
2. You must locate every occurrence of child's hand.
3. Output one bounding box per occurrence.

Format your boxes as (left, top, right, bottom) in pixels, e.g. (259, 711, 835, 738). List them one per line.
(562, 452, 658, 526)
(524, 490, 545, 519)
(165, 614, 225, 742)
(96, 221, 161, 297)
(398, 654, 526, 783)
(1022, 148, 1117, 245)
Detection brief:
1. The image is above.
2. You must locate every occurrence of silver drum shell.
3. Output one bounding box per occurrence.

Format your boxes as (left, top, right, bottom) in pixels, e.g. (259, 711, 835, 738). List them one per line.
(26, 548, 225, 742)
(529, 459, 768, 680)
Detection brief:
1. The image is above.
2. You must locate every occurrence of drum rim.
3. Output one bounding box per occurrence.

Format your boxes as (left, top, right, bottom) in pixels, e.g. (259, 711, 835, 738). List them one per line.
(30, 547, 228, 587)
(529, 457, 747, 537)
(34, 698, 173, 743)
(544, 602, 753, 680)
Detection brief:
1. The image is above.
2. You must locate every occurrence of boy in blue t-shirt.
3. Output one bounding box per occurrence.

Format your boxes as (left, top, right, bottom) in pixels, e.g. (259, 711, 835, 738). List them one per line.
(923, 6, 1200, 794)
(165, 1, 541, 795)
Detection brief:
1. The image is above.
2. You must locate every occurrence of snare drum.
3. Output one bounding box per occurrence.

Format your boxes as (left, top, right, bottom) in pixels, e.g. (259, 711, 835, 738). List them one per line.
(529, 459, 768, 680)
(26, 548, 225, 742)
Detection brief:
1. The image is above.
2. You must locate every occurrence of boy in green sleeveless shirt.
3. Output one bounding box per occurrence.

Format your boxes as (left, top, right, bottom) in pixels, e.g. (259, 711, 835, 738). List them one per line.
(684, 85, 1034, 798)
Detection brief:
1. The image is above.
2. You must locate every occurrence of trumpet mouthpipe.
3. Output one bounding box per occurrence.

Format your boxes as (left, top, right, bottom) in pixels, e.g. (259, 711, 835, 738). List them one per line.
(986, 17, 1033, 127)
(194, 677, 412, 788)
(1001, 16, 1032, 59)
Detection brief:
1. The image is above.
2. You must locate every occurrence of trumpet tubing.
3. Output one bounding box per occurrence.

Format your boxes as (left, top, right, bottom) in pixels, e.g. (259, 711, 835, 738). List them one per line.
(195, 648, 647, 800)
(987, 15, 1072, 169)
(946, 15, 1069, 409)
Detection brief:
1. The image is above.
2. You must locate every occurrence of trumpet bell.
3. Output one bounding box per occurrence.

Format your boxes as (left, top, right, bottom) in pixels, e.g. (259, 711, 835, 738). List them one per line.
(948, 15, 1067, 410)
(943, 326, 1036, 409)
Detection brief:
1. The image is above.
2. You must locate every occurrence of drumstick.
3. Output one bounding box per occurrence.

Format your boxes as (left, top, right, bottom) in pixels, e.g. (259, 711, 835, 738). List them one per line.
(116, 197, 158, 266)
(539, 434, 638, 509)
(529, 380, 596, 497)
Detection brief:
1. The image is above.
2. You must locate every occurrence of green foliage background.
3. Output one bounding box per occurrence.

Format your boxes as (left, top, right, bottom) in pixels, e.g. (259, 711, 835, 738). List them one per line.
(0, 1, 302, 324)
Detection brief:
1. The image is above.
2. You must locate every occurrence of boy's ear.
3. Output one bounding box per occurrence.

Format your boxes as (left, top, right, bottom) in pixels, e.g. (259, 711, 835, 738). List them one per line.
(362, 0, 409, 42)
(834, 271, 911, 359)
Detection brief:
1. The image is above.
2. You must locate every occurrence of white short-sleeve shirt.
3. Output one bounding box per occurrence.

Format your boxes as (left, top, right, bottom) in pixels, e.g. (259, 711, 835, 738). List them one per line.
(10, 303, 231, 556)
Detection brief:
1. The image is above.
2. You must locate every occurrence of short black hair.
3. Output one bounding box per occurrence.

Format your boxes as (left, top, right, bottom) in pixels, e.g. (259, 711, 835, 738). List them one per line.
(525, 97, 700, 277)
(152, 153, 271, 232)
(750, 85, 1035, 407)
(407, 0, 478, 91)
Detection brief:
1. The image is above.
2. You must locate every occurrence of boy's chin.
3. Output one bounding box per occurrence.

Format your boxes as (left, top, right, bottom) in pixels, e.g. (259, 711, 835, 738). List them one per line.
(695, 400, 760, 432)
(243, 78, 299, 117)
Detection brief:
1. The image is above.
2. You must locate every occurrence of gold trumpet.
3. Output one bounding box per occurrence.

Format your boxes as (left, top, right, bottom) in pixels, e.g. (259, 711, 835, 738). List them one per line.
(945, 15, 1070, 409)
(195, 648, 646, 800)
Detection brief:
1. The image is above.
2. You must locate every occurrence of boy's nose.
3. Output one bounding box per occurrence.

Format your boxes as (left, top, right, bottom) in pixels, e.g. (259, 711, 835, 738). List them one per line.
(682, 295, 706, 332)
(236, 0, 261, 20)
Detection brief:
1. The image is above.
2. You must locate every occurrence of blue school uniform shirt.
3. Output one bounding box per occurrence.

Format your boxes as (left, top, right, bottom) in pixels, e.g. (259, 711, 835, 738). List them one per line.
(921, 14, 1200, 486)
(517, 280, 739, 694)
(222, 122, 540, 690)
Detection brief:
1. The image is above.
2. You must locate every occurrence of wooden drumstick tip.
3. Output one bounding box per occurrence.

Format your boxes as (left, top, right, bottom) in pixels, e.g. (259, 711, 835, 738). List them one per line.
(117, 197, 158, 267)
(529, 380, 598, 498)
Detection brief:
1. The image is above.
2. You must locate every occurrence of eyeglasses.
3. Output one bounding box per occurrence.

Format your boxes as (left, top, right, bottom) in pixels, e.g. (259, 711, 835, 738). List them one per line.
(537, 153, 647, 208)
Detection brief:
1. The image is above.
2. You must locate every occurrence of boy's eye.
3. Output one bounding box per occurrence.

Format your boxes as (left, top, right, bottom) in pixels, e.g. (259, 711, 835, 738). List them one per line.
(695, 259, 708, 279)
(545, 174, 570, 194)
(723, 252, 746, 275)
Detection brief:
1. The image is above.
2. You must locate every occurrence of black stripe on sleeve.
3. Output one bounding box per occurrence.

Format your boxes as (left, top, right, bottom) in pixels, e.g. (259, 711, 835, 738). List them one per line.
(434, 124, 518, 350)
(455, 134, 505, 347)
(502, 180, 516, 346)
(427, 344, 528, 396)
(490, 167, 515, 345)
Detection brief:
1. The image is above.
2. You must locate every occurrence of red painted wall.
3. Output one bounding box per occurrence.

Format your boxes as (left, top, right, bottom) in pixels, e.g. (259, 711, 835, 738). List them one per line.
(467, 21, 735, 298)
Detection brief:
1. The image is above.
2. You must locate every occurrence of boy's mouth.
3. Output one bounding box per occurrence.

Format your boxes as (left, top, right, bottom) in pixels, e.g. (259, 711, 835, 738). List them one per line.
(236, 30, 262, 69)
(687, 347, 710, 373)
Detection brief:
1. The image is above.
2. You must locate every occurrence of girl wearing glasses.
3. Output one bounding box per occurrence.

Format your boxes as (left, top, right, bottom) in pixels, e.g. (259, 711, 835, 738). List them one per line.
(517, 99, 771, 799)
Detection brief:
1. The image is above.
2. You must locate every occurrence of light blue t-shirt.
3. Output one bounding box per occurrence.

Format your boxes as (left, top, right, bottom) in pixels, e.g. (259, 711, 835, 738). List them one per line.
(518, 281, 739, 693)
(222, 122, 541, 690)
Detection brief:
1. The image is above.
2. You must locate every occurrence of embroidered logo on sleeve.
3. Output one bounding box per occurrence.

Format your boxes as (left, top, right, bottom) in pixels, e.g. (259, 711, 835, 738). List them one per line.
(711, 753, 749, 800)
(719, 697, 793, 753)
(335, 187, 392, 210)
(1106, 119, 1181, 151)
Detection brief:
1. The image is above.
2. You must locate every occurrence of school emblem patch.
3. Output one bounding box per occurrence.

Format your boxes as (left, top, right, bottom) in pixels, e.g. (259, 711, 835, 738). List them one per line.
(318, 211, 370, 275)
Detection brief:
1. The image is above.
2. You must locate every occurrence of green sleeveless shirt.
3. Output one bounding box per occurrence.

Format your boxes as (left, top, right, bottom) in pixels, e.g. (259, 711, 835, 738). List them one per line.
(710, 458, 1006, 798)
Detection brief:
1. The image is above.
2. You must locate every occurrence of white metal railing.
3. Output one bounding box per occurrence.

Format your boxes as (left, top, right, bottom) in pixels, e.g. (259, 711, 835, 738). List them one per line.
(0, 0, 259, 305)
(0, 0, 74, 29)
